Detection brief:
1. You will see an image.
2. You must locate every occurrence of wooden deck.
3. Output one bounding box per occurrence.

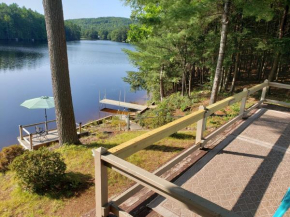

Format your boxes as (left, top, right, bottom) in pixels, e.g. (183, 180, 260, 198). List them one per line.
(100, 99, 148, 112)
(18, 129, 88, 150)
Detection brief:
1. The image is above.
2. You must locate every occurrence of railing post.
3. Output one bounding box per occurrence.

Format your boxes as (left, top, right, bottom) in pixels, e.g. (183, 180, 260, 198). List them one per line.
(196, 105, 206, 148)
(79, 122, 82, 134)
(19, 125, 23, 140)
(260, 79, 269, 103)
(94, 147, 109, 217)
(45, 121, 48, 134)
(29, 134, 33, 150)
(239, 88, 248, 118)
(126, 114, 130, 131)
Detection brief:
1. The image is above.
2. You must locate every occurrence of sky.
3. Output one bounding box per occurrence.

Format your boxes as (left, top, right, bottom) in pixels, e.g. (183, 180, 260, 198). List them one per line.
(2, 0, 132, 19)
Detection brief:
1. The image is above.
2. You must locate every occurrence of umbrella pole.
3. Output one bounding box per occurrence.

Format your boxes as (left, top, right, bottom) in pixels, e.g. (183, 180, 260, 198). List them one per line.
(45, 109, 48, 134)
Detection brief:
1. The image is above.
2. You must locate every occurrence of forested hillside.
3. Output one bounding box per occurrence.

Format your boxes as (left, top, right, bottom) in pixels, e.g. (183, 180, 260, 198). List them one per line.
(68, 17, 131, 42)
(123, 0, 290, 102)
(0, 3, 80, 41)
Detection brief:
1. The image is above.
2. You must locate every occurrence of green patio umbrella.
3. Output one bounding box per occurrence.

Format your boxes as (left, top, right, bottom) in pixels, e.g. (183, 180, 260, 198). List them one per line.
(21, 96, 55, 124)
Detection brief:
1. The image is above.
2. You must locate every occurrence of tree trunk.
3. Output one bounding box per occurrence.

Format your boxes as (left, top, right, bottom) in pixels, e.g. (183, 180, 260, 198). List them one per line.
(43, 0, 79, 145)
(181, 72, 186, 96)
(160, 65, 165, 101)
(268, 4, 289, 81)
(209, 0, 230, 104)
(230, 52, 240, 93)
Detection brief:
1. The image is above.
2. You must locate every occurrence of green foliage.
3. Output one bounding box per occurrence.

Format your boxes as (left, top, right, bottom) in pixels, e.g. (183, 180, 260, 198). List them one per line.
(0, 145, 25, 173)
(110, 26, 129, 42)
(124, 0, 290, 100)
(0, 3, 81, 41)
(0, 3, 46, 40)
(68, 17, 132, 42)
(64, 21, 81, 41)
(11, 148, 66, 193)
(111, 116, 127, 129)
(138, 92, 198, 128)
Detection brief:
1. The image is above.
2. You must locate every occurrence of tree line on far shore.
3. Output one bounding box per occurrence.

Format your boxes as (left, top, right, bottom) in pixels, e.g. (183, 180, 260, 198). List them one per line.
(123, 0, 290, 103)
(0, 3, 81, 41)
(67, 17, 131, 42)
(0, 3, 132, 42)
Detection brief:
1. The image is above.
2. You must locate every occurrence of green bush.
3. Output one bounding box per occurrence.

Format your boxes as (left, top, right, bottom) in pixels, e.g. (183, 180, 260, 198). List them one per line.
(11, 148, 66, 193)
(0, 145, 25, 173)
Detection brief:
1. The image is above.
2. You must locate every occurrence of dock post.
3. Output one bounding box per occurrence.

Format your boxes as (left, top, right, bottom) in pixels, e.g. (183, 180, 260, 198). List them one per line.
(29, 134, 33, 150)
(19, 125, 23, 140)
(93, 148, 109, 217)
(126, 114, 130, 131)
(79, 122, 82, 134)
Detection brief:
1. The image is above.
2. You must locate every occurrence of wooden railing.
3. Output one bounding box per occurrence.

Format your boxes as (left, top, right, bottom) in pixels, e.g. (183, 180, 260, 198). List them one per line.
(19, 119, 57, 150)
(19, 119, 83, 150)
(93, 80, 290, 217)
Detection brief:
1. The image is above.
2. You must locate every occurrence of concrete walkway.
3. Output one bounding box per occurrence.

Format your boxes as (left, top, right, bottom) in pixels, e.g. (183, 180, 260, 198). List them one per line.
(149, 109, 290, 217)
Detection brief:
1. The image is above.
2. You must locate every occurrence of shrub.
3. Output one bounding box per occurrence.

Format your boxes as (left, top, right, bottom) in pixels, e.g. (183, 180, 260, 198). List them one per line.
(0, 145, 25, 173)
(11, 148, 66, 193)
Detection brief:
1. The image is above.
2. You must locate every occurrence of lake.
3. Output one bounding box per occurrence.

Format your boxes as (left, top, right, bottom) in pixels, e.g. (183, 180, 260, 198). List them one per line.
(0, 40, 146, 150)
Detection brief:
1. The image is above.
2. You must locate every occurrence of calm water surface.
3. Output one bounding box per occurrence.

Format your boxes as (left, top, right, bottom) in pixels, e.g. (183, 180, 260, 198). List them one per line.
(0, 40, 146, 149)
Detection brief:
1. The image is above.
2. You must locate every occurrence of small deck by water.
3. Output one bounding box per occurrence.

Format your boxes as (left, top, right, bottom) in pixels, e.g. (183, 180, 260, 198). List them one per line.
(18, 129, 88, 150)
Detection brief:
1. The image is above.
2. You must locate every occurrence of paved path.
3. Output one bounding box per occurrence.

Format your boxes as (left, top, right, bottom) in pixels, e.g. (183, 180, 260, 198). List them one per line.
(149, 109, 290, 217)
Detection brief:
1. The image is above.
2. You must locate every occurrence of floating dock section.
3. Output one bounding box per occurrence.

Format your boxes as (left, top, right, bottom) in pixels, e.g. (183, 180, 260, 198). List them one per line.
(99, 99, 148, 113)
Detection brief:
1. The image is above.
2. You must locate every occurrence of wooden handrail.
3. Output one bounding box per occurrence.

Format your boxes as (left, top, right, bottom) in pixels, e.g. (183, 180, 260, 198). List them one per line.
(97, 149, 238, 217)
(109, 109, 205, 159)
(269, 82, 290, 90)
(108, 82, 268, 159)
(248, 82, 268, 95)
(23, 120, 56, 128)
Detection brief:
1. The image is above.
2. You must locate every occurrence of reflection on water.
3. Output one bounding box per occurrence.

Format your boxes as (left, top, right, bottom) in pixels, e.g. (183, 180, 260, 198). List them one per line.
(0, 40, 146, 149)
(0, 41, 46, 72)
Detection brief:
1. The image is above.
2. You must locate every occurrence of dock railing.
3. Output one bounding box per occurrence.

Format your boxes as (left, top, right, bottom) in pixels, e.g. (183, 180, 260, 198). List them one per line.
(93, 80, 290, 216)
(19, 120, 83, 150)
(19, 119, 57, 150)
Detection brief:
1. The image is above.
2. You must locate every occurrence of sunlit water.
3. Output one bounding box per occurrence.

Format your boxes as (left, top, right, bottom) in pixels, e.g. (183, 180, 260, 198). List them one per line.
(0, 40, 146, 149)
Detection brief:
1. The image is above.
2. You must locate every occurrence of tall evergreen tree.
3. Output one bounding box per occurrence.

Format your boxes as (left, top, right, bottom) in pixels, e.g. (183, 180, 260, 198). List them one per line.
(42, 0, 79, 145)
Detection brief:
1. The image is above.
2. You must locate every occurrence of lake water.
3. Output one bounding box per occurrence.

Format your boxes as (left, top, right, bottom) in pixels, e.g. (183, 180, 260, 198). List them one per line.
(0, 40, 146, 149)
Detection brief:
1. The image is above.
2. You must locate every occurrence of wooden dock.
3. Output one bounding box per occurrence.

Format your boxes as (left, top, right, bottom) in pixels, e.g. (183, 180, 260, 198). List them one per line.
(18, 129, 88, 150)
(100, 99, 148, 112)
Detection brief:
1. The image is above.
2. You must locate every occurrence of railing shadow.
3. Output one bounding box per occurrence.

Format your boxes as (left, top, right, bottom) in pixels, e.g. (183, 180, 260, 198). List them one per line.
(231, 114, 290, 216)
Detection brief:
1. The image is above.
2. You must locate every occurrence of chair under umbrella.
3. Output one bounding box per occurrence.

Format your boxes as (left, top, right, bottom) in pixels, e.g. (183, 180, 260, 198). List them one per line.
(21, 96, 55, 133)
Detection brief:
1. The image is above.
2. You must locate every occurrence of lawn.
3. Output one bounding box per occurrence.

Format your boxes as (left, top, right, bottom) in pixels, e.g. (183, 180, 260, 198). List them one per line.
(0, 130, 197, 217)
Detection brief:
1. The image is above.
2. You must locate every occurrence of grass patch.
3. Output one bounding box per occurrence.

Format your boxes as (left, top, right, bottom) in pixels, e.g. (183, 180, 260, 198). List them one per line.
(0, 130, 196, 217)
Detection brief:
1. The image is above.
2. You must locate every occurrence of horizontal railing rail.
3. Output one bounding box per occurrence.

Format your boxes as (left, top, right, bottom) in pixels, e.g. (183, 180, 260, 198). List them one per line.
(94, 80, 290, 217)
(94, 148, 239, 217)
(22, 119, 56, 128)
